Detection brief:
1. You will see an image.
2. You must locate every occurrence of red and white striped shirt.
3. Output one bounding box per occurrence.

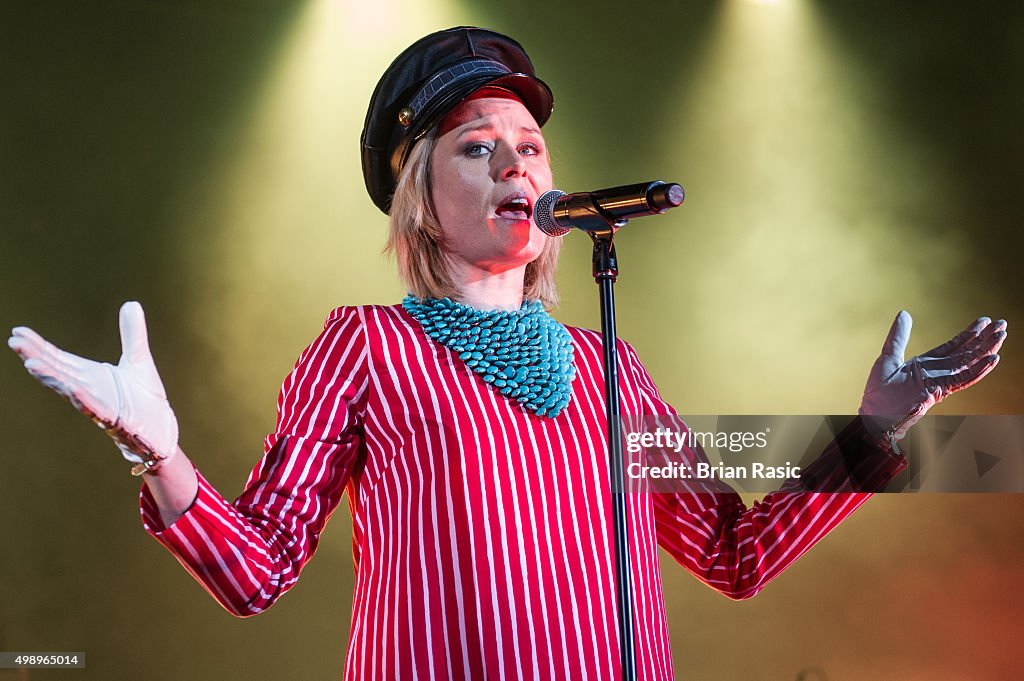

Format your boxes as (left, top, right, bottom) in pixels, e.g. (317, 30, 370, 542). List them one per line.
(140, 304, 904, 680)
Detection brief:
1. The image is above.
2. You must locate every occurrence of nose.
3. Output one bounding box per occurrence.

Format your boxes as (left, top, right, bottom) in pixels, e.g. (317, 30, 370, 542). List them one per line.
(497, 146, 527, 181)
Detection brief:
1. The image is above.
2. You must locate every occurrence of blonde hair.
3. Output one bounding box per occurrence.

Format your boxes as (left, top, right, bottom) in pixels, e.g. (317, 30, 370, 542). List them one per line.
(385, 131, 562, 309)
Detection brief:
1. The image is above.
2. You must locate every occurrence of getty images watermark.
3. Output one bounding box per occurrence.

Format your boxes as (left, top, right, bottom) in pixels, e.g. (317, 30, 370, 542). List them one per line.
(625, 424, 802, 481)
(620, 415, 1024, 494)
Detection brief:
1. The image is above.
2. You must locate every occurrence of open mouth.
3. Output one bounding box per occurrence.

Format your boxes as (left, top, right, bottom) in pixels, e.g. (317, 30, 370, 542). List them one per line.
(495, 193, 532, 222)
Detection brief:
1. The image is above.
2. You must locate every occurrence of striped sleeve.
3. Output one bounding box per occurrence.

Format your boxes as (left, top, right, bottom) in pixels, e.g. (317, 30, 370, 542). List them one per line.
(619, 341, 906, 600)
(139, 306, 369, 616)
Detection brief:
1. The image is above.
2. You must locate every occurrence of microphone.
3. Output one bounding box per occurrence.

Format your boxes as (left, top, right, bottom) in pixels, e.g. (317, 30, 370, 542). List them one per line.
(534, 181, 684, 236)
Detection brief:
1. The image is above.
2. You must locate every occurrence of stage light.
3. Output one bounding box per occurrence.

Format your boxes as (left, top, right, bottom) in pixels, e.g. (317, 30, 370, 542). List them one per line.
(175, 0, 469, 436)
(642, 0, 958, 413)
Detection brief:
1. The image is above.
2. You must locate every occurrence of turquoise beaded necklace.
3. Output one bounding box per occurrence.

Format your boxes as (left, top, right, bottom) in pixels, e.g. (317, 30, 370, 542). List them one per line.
(402, 295, 576, 418)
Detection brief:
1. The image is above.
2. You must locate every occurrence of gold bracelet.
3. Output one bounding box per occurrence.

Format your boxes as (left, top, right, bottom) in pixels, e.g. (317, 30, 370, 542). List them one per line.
(130, 453, 167, 477)
(91, 418, 168, 477)
(883, 428, 903, 460)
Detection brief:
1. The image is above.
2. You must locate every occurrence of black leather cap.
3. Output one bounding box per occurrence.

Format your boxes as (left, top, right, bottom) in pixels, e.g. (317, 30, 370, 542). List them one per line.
(360, 27, 554, 214)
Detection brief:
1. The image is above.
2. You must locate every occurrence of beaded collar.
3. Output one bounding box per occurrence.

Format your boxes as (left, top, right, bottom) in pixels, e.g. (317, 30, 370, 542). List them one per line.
(402, 295, 576, 418)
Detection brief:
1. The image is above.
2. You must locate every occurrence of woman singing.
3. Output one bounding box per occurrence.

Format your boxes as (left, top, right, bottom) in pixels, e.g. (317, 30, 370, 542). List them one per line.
(7, 26, 1006, 680)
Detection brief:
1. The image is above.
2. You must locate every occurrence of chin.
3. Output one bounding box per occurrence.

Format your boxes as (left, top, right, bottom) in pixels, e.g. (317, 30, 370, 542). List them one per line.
(510, 227, 547, 263)
(477, 217, 547, 269)
(476, 244, 544, 274)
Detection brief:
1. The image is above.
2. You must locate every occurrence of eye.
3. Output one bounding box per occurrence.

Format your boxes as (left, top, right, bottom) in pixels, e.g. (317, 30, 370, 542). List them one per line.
(464, 142, 493, 157)
(518, 143, 541, 156)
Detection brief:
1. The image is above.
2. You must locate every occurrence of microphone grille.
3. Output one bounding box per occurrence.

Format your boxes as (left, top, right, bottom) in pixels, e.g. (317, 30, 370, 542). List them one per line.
(534, 190, 571, 237)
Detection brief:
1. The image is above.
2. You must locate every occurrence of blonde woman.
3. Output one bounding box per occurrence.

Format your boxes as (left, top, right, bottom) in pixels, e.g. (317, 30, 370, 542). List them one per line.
(8, 26, 1006, 681)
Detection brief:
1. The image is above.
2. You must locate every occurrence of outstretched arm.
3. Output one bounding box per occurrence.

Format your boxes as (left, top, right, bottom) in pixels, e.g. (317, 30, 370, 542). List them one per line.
(626, 313, 1006, 599)
(8, 302, 367, 616)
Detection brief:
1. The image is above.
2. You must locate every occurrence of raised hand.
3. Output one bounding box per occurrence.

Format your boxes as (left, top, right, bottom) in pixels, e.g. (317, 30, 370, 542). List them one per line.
(8, 301, 179, 473)
(859, 311, 1006, 440)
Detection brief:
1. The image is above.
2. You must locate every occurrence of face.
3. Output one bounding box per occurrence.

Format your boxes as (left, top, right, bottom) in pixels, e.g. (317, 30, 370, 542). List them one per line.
(429, 95, 553, 274)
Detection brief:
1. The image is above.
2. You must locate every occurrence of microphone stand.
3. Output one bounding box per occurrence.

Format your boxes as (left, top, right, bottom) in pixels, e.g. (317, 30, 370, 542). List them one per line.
(540, 180, 683, 681)
(589, 219, 637, 681)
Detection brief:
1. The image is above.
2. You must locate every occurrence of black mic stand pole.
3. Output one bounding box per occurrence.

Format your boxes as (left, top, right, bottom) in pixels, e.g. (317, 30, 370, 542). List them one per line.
(590, 219, 637, 681)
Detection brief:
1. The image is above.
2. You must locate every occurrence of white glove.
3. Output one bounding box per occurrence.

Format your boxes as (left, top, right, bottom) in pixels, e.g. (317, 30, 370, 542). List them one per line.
(859, 310, 1006, 440)
(8, 301, 179, 468)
